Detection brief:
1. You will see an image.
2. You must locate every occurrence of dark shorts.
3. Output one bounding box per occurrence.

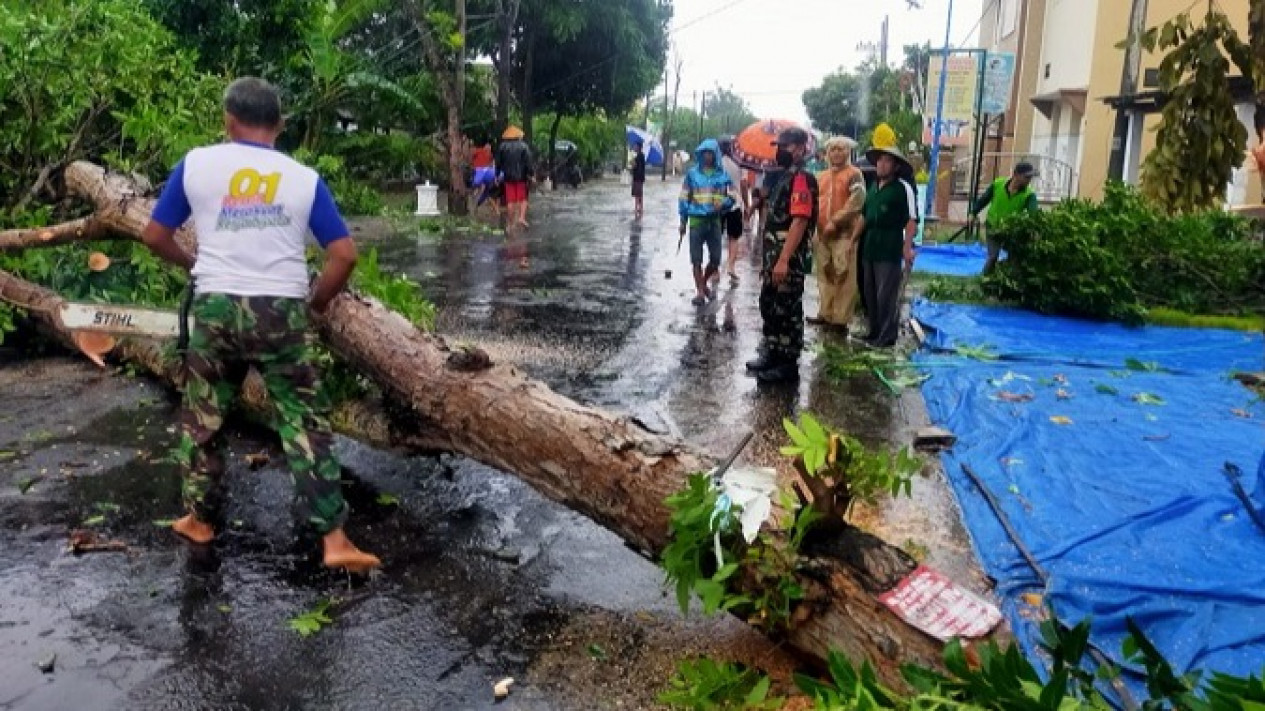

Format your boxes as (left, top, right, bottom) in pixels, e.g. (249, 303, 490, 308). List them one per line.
(632, 180, 644, 198)
(724, 209, 744, 239)
(505, 181, 529, 204)
(689, 220, 723, 268)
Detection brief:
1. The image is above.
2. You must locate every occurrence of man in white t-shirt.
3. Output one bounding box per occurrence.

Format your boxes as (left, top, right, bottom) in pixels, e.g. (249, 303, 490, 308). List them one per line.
(140, 77, 379, 573)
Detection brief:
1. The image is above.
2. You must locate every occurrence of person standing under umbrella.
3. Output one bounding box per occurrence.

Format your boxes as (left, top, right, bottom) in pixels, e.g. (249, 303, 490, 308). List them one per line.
(497, 125, 534, 228)
(745, 127, 818, 383)
(678, 139, 734, 305)
(857, 143, 917, 348)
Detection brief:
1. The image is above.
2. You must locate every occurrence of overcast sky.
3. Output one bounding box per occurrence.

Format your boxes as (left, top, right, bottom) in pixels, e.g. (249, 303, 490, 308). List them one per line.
(663, 0, 985, 125)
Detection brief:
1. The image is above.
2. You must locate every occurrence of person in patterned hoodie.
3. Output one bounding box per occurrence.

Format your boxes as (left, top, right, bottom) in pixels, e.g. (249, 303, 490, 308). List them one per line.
(678, 138, 735, 305)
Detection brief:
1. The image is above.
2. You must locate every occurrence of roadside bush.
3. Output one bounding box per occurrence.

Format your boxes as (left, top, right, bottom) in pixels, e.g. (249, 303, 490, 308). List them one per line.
(984, 183, 1265, 324)
(293, 149, 384, 216)
(325, 131, 443, 186)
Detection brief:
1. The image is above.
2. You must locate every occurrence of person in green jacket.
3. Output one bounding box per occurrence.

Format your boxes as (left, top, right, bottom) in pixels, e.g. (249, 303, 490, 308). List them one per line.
(972, 162, 1040, 274)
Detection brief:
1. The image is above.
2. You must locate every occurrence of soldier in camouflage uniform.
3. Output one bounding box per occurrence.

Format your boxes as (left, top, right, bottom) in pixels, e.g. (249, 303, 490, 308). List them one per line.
(140, 77, 379, 573)
(746, 127, 819, 384)
(177, 295, 348, 534)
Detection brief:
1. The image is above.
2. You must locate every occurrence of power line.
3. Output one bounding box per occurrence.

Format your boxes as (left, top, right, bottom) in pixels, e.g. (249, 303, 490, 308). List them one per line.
(952, 0, 1000, 50)
(671, 0, 759, 35)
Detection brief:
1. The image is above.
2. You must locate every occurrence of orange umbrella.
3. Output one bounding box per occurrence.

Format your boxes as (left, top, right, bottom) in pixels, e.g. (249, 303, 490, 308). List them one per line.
(731, 118, 817, 172)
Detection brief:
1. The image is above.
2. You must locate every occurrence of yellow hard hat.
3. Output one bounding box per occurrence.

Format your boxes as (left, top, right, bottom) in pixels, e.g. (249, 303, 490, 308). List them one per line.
(872, 123, 898, 150)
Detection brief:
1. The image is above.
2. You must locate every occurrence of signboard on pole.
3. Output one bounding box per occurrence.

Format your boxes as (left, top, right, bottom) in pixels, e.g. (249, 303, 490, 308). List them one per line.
(922, 53, 981, 147)
(981, 52, 1017, 115)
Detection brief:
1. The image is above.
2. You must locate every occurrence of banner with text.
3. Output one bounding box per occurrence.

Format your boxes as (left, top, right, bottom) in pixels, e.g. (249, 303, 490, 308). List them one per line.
(923, 53, 981, 147)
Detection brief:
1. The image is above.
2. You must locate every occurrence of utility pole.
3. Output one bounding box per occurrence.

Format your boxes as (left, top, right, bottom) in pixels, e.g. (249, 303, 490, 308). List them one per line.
(1107, 0, 1149, 182)
(696, 91, 706, 147)
(924, 0, 955, 221)
(881, 15, 890, 66)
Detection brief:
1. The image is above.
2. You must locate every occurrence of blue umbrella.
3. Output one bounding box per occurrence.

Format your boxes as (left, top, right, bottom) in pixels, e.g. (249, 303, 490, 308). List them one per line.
(626, 125, 664, 167)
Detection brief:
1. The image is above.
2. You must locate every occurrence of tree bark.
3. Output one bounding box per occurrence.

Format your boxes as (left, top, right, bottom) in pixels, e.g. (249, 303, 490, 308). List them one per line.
(546, 112, 563, 185)
(520, 22, 536, 146)
(494, 0, 521, 133)
(10, 161, 986, 686)
(415, 0, 469, 215)
(0, 216, 111, 250)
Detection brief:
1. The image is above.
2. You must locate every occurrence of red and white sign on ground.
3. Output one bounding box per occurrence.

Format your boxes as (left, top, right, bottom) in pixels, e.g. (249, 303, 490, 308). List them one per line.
(878, 565, 1002, 641)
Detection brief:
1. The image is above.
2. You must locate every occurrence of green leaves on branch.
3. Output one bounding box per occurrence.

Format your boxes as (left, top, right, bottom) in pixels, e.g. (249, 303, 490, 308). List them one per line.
(782, 413, 918, 517)
(0, 0, 221, 208)
(661, 414, 917, 633)
(1138, 8, 1253, 214)
(670, 614, 1265, 709)
(350, 248, 436, 331)
(659, 658, 782, 711)
(661, 474, 748, 617)
(0, 242, 188, 310)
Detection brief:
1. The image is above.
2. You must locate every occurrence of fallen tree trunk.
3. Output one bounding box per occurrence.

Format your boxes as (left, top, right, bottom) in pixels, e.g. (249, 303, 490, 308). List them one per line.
(7, 161, 966, 683)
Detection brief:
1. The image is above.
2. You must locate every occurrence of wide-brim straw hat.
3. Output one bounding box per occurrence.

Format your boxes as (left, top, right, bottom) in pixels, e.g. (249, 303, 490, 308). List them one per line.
(502, 125, 525, 140)
(865, 145, 911, 172)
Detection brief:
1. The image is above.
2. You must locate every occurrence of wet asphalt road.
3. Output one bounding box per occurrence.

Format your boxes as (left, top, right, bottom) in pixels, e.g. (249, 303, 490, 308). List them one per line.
(0, 177, 981, 710)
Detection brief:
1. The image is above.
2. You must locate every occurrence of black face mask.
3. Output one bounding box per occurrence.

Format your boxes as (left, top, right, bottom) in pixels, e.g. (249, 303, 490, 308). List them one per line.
(775, 147, 795, 168)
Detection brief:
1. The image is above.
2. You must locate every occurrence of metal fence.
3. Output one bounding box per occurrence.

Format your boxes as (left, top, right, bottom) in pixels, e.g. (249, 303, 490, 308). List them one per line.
(951, 152, 1078, 203)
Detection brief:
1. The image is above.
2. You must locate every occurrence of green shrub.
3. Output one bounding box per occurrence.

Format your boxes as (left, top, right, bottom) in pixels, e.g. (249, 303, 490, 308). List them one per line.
(983, 183, 1265, 324)
(659, 658, 781, 711)
(293, 149, 384, 216)
(325, 131, 442, 185)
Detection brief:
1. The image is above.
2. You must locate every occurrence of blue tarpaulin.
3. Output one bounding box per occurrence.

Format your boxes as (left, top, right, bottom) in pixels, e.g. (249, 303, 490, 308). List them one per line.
(913, 300, 1265, 685)
(914, 244, 993, 277)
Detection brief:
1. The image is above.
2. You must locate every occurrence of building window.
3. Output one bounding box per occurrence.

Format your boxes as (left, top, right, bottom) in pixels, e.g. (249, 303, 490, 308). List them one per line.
(1002, 0, 1019, 38)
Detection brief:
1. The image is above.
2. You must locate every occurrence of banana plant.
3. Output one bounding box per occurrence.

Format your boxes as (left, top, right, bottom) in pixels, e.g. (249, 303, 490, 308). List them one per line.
(294, 0, 425, 152)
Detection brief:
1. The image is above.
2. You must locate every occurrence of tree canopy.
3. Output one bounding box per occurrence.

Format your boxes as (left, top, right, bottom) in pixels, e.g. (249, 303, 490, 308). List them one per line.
(802, 45, 928, 147)
(0, 0, 221, 213)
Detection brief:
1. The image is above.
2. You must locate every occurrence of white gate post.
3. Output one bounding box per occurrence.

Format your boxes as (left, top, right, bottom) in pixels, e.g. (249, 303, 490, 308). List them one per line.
(415, 182, 441, 217)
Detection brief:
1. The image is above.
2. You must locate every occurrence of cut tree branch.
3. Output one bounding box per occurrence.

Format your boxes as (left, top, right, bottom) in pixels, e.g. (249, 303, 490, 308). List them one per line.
(0, 216, 113, 250)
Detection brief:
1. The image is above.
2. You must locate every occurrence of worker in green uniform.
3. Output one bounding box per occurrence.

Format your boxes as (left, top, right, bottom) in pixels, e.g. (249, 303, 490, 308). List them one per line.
(972, 162, 1040, 274)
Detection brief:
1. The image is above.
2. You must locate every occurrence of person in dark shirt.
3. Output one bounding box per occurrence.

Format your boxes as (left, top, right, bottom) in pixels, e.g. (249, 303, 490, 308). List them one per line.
(631, 142, 647, 219)
(496, 125, 534, 228)
(857, 145, 918, 348)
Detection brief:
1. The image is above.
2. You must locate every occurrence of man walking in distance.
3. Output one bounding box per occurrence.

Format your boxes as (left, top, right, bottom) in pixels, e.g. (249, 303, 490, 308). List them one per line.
(139, 77, 380, 573)
(718, 136, 750, 286)
(971, 161, 1039, 274)
(857, 143, 917, 349)
(497, 125, 534, 228)
(808, 137, 865, 334)
(745, 127, 818, 383)
(678, 138, 734, 305)
(630, 141, 647, 219)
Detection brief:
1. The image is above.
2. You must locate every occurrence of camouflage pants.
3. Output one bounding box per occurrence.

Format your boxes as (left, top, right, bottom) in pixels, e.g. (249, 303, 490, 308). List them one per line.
(174, 294, 347, 534)
(759, 233, 809, 362)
